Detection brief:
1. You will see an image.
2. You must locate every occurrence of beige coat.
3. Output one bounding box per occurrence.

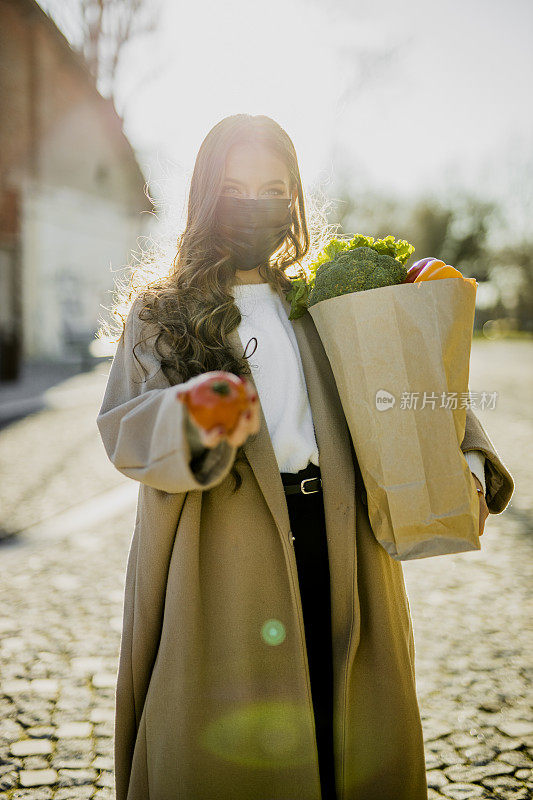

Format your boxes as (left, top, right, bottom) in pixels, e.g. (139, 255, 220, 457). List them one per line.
(96, 286, 514, 800)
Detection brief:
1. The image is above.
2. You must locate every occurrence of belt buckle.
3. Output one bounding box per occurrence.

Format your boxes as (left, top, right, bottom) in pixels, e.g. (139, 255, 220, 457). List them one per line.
(301, 476, 321, 494)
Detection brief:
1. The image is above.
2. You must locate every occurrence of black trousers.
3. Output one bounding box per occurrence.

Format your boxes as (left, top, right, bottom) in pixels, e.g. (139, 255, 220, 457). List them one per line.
(280, 461, 337, 800)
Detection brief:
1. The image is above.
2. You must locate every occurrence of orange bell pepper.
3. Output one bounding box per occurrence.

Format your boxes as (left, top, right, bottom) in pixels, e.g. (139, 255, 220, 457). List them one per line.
(413, 259, 477, 287)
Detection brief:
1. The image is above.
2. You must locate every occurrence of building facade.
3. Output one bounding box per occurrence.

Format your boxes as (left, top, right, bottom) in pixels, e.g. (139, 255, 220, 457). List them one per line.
(0, 0, 153, 375)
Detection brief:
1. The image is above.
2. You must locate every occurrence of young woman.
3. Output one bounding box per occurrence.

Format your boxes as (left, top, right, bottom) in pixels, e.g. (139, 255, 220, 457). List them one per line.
(96, 114, 514, 800)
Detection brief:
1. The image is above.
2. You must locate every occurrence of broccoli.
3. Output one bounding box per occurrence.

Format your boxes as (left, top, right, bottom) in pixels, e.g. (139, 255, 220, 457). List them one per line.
(308, 247, 408, 307)
(285, 233, 415, 319)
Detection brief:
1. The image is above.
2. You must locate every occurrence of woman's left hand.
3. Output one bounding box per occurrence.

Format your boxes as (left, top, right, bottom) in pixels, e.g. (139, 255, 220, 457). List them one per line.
(472, 473, 489, 536)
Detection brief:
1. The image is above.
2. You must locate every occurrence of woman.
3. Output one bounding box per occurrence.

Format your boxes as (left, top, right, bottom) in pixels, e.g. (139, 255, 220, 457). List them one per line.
(96, 114, 514, 800)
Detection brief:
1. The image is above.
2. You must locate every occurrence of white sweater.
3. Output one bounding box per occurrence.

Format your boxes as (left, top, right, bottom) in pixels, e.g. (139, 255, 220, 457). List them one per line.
(231, 281, 319, 473)
(228, 281, 486, 490)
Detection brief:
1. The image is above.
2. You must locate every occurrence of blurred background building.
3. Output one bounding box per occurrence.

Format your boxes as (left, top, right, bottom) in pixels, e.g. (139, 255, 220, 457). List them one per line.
(0, 0, 152, 381)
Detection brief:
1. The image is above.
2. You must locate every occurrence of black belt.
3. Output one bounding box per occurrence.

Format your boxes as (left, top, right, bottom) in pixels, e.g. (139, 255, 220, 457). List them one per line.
(280, 462, 322, 496)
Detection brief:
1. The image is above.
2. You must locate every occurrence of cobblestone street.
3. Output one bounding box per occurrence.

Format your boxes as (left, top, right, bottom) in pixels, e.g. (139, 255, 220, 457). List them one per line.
(0, 340, 531, 799)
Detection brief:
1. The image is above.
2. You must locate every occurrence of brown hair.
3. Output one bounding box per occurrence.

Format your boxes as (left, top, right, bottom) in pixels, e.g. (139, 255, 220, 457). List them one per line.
(98, 113, 337, 492)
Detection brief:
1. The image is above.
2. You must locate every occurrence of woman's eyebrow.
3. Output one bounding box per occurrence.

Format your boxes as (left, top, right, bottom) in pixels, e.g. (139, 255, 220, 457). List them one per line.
(224, 178, 286, 187)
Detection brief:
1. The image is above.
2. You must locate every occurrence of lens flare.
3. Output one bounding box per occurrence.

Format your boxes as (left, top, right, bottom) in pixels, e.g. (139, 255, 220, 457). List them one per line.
(261, 618, 286, 645)
(198, 700, 313, 768)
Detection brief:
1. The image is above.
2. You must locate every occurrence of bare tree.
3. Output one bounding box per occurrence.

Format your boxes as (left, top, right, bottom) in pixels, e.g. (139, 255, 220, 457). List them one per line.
(335, 35, 415, 112)
(39, 0, 161, 105)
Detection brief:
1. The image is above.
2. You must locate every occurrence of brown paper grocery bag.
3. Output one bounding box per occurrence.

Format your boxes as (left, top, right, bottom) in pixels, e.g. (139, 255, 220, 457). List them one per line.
(308, 278, 481, 560)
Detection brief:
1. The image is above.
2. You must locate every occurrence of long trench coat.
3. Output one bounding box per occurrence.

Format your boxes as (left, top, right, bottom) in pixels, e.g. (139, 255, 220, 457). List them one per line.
(96, 286, 514, 800)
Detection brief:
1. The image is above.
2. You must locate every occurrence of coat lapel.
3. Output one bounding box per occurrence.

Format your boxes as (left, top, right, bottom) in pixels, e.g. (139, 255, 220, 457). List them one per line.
(225, 320, 291, 540)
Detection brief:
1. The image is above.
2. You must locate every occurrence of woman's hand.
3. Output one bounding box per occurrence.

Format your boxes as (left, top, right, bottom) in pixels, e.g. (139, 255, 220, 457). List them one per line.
(472, 473, 489, 536)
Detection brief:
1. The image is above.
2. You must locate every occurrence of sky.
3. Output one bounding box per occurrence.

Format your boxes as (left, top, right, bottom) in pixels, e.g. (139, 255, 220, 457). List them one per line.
(41, 0, 532, 234)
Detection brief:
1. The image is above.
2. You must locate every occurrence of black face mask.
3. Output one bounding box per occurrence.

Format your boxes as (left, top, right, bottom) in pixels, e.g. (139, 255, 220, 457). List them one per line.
(214, 195, 292, 271)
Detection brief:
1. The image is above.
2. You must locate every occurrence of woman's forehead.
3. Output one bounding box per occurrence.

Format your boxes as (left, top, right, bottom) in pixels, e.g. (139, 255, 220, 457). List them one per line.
(224, 143, 289, 187)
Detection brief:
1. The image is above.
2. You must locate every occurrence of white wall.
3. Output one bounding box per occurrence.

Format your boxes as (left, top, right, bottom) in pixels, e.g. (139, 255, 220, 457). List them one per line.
(21, 179, 152, 359)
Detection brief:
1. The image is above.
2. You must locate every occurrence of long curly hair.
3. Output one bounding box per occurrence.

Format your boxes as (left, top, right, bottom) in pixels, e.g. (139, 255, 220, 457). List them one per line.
(97, 113, 338, 492)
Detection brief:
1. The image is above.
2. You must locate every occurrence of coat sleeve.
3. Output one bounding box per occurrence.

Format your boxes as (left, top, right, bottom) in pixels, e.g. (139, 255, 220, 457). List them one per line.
(460, 405, 514, 514)
(96, 297, 238, 493)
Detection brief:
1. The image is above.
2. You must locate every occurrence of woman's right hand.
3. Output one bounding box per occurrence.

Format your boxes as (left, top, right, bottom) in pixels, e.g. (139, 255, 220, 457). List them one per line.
(184, 375, 260, 450)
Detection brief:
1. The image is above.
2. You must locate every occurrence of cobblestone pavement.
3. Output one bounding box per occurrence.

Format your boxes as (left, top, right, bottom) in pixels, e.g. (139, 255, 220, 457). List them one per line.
(0, 340, 531, 799)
